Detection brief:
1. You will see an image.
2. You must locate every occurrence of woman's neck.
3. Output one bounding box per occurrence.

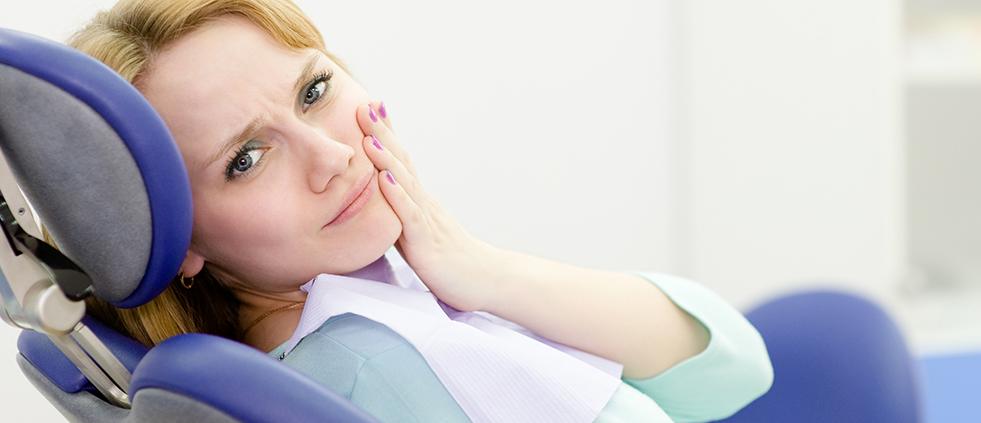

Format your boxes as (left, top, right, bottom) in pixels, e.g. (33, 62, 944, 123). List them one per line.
(232, 286, 307, 352)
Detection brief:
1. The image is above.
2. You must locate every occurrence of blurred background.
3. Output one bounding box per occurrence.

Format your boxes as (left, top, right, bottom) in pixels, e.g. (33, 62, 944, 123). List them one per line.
(0, 0, 978, 421)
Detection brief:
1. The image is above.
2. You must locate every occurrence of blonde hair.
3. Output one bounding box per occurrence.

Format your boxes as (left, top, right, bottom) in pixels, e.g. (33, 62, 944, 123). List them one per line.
(59, 0, 339, 347)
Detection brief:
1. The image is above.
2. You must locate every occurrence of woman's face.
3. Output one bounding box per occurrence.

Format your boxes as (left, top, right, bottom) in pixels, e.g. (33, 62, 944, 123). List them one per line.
(138, 15, 402, 293)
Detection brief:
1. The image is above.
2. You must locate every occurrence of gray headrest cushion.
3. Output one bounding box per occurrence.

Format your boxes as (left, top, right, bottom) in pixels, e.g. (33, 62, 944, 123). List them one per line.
(0, 64, 151, 302)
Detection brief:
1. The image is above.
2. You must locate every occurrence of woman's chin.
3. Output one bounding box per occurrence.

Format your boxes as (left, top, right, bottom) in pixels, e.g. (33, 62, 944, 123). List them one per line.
(333, 200, 403, 272)
(368, 187, 404, 247)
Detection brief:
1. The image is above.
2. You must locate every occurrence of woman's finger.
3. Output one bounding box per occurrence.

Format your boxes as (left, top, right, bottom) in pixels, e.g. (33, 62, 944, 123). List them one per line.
(375, 169, 427, 242)
(357, 102, 418, 177)
(373, 100, 394, 131)
(363, 134, 423, 202)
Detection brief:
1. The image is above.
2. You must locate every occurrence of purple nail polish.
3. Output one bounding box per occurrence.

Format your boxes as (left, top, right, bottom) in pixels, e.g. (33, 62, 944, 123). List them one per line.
(378, 102, 388, 119)
(371, 135, 383, 150)
(369, 106, 378, 122)
(385, 170, 396, 185)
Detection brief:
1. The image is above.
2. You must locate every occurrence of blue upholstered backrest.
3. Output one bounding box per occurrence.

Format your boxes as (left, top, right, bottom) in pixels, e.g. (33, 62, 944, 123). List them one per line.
(718, 291, 923, 422)
(0, 27, 191, 308)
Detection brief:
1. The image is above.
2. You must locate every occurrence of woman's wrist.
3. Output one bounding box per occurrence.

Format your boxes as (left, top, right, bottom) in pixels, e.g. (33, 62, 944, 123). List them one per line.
(445, 236, 513, 312)
(475, 246, 559, 316)
(471, 242, 519, 312)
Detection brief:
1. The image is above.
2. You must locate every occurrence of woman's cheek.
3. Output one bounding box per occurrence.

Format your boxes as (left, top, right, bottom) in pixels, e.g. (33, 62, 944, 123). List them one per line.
(199, 191, 283, 242)
(325, 82, 372, 143)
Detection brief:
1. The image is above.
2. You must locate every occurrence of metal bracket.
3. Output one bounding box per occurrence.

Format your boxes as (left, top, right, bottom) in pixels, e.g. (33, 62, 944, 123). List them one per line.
(47, 322, 132, 408)
(21, 280, 132, 408)
(0, 150, 131, 407)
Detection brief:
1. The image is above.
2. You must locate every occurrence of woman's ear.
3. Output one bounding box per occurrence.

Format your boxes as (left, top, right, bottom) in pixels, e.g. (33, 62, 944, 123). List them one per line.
(181, 249, 206, 277)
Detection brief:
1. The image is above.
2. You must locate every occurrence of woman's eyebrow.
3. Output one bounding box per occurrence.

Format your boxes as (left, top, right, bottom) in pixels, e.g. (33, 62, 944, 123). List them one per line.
(205, 116, 264, 169)
(293, 53, 320, 94)
(201, 54, 319, 170)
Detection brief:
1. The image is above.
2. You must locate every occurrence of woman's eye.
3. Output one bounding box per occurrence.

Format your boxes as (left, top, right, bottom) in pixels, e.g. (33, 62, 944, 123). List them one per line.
(226, 147, 266, 181)
(303, 80, 327, 107)
(300, 70, 332, 111)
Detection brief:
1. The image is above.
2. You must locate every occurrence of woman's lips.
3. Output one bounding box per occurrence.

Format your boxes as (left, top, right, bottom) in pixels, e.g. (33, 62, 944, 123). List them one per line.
(324, 172, 375, 228)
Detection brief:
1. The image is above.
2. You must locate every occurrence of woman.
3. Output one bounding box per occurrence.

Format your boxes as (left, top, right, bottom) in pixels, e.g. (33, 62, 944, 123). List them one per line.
(65, 0, 773, 421)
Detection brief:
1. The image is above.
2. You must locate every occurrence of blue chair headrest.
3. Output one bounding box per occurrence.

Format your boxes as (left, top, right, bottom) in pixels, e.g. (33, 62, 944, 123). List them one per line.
(0, 27, 191, 307)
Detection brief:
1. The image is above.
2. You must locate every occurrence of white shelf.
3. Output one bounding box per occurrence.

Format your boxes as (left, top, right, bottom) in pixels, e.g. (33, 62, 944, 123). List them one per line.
(906, 0, 981, 17)
(905, 20, 981, 83)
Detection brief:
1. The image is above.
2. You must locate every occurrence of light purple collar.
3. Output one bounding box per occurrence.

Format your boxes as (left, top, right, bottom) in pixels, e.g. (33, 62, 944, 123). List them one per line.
(340, 246, 463, 318)
(283, 246, 637, 423)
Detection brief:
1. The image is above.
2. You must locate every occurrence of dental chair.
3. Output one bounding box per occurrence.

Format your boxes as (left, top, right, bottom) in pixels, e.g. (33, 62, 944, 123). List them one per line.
(717, 290, 923, 422)
(0, 27, 379, 422)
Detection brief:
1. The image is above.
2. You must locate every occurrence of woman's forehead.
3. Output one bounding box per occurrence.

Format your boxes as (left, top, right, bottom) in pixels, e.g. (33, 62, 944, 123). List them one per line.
(138, 16, 314, 171)
(142, 16, 312, 106)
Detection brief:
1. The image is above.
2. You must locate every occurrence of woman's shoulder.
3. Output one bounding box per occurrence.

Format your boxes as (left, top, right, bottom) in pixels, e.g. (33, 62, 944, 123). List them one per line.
(305, 312, 414, 359)
(273, 313, 470, 422)
(265, 312, 411, 358)
(267, 313, 413, 393)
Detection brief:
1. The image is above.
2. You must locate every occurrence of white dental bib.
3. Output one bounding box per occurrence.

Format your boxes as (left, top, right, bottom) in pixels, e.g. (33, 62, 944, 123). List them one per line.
(281, 247, 624, 423)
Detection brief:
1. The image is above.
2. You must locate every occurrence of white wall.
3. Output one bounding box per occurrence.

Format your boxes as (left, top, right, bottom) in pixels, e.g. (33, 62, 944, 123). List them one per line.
(0, 0, 674, 420)
(676, 0, 906, 310)
(9, 0, 972, 421)
(673, 0, 981, 358)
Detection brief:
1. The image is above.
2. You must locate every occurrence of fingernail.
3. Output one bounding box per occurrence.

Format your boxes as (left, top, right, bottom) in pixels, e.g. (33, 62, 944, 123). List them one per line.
(369, 106, 378, 122)
(378, 102, 388, 119)
(385, 170, 396, 185)
(371, 135, 383, 151)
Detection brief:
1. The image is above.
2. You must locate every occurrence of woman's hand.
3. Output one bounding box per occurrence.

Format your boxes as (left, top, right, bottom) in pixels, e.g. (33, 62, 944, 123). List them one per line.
(354, 103, 723, 382)
(356, 101, 500, 312)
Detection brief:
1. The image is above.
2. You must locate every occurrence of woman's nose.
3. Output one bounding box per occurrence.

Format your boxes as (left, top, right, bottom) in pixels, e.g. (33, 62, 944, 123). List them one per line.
(306, 134, 354, 193)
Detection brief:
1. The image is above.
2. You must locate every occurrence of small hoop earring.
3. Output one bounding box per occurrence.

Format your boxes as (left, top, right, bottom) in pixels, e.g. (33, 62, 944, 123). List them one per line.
(179, 271, 195, 289)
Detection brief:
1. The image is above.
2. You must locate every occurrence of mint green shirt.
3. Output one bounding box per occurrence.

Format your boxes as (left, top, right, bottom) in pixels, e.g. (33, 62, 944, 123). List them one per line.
(268, 272, 773, 422)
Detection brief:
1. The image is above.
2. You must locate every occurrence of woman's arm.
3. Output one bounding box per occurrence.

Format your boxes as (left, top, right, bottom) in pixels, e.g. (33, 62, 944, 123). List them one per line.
(477, 247, 708, 379)
(480, 259, 775, 422)
(473, 248, 774, 422)
(355, 103, 704, 377)
(616, 272, 774, 422)
(356, 102, 771, 413)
